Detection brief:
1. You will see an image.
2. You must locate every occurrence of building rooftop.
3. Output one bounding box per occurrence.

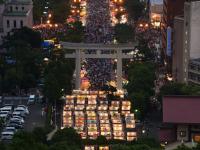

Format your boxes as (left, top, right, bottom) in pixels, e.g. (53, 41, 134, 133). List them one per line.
(163, 96, 200, 124)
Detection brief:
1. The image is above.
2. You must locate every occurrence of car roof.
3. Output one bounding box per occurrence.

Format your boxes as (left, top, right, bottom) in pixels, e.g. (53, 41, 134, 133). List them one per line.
(1, 106, 12, 109)
(1, 131, 14, 134)
(5, 127, 15, 129)
(29, 95, 35, 98)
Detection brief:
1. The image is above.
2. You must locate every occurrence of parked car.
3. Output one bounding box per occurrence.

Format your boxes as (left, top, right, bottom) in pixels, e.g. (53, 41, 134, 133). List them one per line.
(13, 107, 28, 117)
(0, 111, 10, 120)
(17, 105, 29, 115)
(10, 118, 24, 124)
(0, 106, 12, 115)
(7, 122, 24, 129)
(4, 126, 17, 133)
(12, 111, 23, 117)
(11, 115, 25, 123)
(27, 95, 36, 105)
(1, 131, 14, 140)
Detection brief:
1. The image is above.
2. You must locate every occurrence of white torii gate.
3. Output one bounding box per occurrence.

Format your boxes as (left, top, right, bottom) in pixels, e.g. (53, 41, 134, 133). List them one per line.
(61, 42, 136, 90)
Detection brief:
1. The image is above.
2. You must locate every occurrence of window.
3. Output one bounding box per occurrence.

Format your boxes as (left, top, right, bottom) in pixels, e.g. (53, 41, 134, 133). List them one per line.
(13, 20, 16, 28)
(22, 7, 24, 10)
(15, 7, 18, 10)
(7, 20, 10, 28)
(10, 6, 13, 12)
(20, 20, 23, 27)
(179, 131, 186, 137)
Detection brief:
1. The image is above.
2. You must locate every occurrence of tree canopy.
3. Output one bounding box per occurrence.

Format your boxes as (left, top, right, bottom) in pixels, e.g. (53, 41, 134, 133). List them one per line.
(114, 23, 134, 43)
(126, 62, 156, 119)
(0, 27, 43, 93)
(124, 0, 145, 22)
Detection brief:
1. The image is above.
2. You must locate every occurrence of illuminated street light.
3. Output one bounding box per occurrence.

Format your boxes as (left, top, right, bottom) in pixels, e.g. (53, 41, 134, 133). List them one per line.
(48, 13, 52, 18)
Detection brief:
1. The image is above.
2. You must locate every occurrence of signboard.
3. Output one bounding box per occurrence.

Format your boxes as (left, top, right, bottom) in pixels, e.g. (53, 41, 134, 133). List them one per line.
(166, 26, 172, 56)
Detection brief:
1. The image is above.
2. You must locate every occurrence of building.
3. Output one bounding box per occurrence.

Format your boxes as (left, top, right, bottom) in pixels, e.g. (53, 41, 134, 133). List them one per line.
(184, 1, 200, 59)
(0, 0, 33, 43)
(162, 96, 200, 142)
(172, 0, 200, 84)
(188, 59, 200, 85)
(172, 16, 186, 83)
(161, 0, 184, 72)
(149, 0, 163, 28)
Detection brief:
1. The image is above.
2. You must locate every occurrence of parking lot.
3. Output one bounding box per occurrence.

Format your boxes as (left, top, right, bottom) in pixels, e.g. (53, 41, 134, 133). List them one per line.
(0, 96, 45, 141)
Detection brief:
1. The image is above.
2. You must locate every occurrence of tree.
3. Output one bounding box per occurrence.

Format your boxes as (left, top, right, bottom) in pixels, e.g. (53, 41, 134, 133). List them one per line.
(126, 62, 156, 119)
(3, 27, 42, 48)
(174, 144, 192, 150)
(136, 37, 155, 61)
(8, 131, 48, 150)
(158, 83, 200, 102)
(114, 23, 134, 43)
(50, 0, 70, 24)
(1, 27, 43, 92)
(43, 54, 74, 104)
(49, 141, 81, 150)
(124, 0, 145, 23)
(51, 128, 82, 148)
(59, 21, 85, 42)
(32, 0, 46, 24)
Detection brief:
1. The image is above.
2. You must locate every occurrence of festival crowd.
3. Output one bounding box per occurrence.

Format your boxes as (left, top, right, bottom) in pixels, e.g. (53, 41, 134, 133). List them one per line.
(84, 0, 114, 90)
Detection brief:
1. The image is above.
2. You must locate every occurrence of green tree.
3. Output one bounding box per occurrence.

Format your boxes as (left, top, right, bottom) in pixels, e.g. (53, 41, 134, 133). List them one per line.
(59, 21, 84, 42)
(174, 144, 192, 150)
(32, 0, 46, 24)
(124, 0, 145, 23)
(8, 131, 48, 150)
(1, 27, 43, 92)
(126, 62, 156, 119)
(50, 0, 70, 24)
(114, 23, 134, 43)
(43, 53, 74, 104)
(3, 27, 42, 48)
(51, 128, 82, 148)
(49, 141, 81, 150)
(158, 83, 200, 102)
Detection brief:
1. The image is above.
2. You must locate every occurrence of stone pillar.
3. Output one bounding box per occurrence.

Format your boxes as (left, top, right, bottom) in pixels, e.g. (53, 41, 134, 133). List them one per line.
(75, 49, 81, 89)
(117, 49, 123, 90)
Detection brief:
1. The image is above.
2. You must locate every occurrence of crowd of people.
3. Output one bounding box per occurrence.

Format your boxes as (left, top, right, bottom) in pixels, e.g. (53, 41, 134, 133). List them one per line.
(33, 24, 67, 40)
(84, 0, 114, 90)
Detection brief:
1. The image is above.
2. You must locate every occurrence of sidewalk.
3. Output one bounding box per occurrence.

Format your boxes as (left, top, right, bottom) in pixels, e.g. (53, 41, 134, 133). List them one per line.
(165, 141, 197, 150)
(47, 126, 58, 141)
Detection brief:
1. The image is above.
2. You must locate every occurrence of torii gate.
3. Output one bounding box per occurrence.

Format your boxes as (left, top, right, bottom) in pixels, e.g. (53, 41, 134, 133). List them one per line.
(60, 42, 136, 90)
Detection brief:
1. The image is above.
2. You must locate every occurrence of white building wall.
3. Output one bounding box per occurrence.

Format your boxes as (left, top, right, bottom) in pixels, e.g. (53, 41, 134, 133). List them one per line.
(186, 1, 200, 59)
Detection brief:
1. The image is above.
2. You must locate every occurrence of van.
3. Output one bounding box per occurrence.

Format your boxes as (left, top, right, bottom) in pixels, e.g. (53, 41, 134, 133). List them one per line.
(27, 95, 35, 105)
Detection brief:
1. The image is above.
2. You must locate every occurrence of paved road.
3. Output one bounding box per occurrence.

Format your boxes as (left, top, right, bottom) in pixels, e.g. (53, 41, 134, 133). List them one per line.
(24, 104, 45, 132)
(1, 96, 28, 107)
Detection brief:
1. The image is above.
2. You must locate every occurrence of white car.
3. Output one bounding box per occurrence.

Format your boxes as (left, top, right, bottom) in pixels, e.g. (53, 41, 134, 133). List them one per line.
(12, 115, 25, 123)
(10, 117, 24, 124)
(1, 131, 14, 140)
(17, 105, 29, 115)
(0, 106, 12, 114)
(4, 127, 17, 133)
(14, 107, 29, 116)
(27, 95, 36, 105)
(0, 111, 10, 120)
(13, 109, 26, 118)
